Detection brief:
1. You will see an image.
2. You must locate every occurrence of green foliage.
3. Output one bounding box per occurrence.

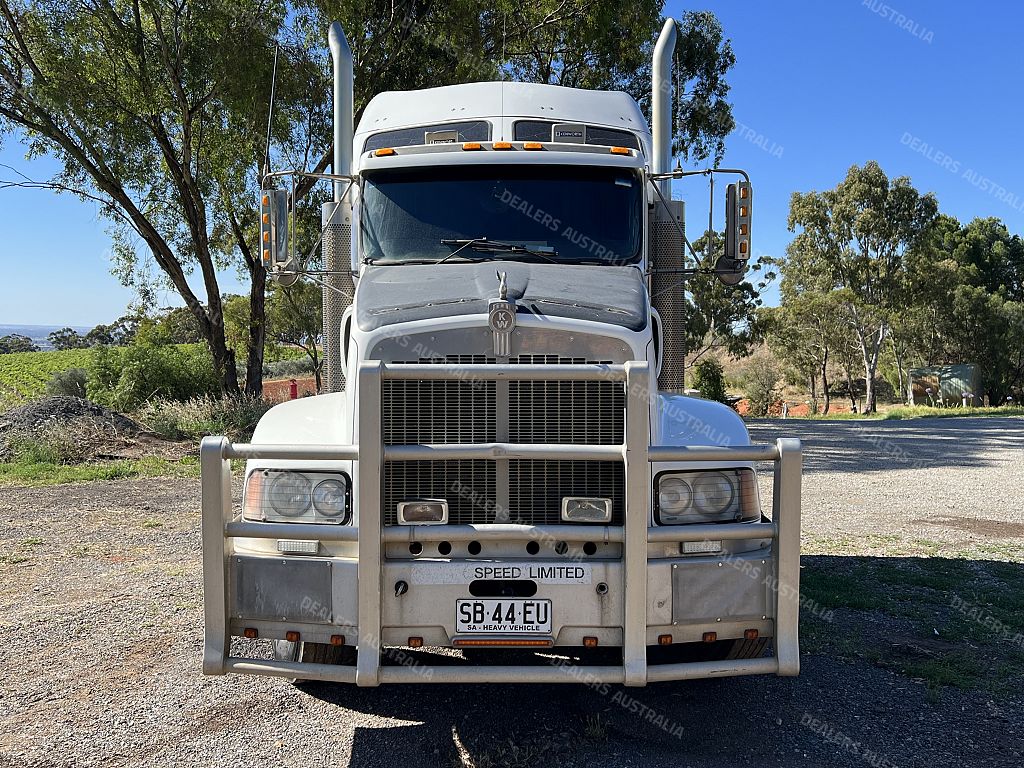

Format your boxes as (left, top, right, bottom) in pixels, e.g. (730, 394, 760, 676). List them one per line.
(267, 281, 323, 390)
(0, 334, 39, 354)
(690, 357, 729, 404)
(47, 327, 88, 351)
(86, 336, 219, 412)
(684, 230, 774, 361)
(0, 455, 198, 487)
(263, 358, 315, 378)
(45, 368, 87, 398)
(742, 354, 780, 417)
(0, 348, 94, 401)
(787, 161, 939, 412)
(136, 395, 273, 441)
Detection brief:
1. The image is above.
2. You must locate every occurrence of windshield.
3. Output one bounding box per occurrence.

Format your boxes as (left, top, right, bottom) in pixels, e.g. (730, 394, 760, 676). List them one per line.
(360, 165, 643, 264)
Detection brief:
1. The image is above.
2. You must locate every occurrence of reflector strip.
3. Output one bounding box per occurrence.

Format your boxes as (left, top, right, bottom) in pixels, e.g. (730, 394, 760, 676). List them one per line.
(452, 637, 554, 648)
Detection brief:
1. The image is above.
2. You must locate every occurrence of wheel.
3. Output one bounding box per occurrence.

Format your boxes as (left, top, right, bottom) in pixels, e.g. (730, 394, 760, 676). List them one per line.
(722, 637, 770, 660)
(273, 640, 354, 685)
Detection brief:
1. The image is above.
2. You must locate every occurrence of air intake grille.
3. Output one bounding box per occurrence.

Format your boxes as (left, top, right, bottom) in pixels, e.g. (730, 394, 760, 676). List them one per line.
(509, 460, 625, 525)
(383, 460, 495, 526)
(380, 354, 625, 525)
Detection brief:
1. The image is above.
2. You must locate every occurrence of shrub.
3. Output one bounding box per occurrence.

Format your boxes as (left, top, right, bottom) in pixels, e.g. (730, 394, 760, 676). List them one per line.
(45, 368, 88, 398)
(263, 358, 314, 378)
(136, 395, 273, 441)
(4, 420, 124, 464)
(690, 358, 729, 404)
(742, 356, 781, 417)
(87, 338, 218, 411)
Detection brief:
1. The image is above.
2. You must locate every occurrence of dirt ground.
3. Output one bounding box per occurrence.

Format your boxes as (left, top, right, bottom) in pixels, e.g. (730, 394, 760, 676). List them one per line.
(1, 417, 1022, 768)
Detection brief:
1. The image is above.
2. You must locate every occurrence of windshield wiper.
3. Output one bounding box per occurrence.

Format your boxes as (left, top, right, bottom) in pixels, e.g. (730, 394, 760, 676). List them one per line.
(441, 237, 560, 264)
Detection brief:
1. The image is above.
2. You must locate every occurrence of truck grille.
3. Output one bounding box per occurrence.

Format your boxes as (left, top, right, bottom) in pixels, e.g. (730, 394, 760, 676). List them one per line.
(381, 355, 625, 526)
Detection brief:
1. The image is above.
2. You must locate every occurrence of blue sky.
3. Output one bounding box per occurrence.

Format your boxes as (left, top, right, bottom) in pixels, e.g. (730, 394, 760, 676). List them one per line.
(2, 0, 1023, 325)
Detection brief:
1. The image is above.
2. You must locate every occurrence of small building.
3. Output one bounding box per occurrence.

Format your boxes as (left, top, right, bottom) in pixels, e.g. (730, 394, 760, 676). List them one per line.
(909, 364, 981, 406)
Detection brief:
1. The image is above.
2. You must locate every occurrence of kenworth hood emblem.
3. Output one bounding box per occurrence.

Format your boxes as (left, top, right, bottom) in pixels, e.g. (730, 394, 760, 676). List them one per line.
(488, 270, 516, 356)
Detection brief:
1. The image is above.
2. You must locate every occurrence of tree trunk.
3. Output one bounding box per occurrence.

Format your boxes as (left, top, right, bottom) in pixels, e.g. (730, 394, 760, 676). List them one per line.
(821, 348, 831, 415)
(863, 325, 886, 413)
(245, 264, 267, 397)
(891, 336, 907, 405)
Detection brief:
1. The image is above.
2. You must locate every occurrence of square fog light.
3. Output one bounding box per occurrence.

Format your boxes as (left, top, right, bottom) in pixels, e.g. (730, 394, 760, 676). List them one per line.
(561, 497, 612, 523)
(398, 499, 449, 525)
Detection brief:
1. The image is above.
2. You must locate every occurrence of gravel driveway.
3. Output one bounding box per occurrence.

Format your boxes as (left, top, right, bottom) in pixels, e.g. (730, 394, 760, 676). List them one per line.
(1, 417, 1022, 767)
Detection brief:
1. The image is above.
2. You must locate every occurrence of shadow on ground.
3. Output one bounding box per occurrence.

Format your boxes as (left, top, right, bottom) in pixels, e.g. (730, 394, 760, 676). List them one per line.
(294, 555, 1024, 768)
(748, 416, 1024, 475)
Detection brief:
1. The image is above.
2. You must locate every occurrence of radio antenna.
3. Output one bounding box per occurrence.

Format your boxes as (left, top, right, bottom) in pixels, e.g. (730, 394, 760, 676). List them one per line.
(262, 43, 280, 179)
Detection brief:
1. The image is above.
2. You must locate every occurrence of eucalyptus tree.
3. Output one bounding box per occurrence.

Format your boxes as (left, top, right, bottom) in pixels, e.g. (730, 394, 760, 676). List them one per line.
(787, 161, 938, 411)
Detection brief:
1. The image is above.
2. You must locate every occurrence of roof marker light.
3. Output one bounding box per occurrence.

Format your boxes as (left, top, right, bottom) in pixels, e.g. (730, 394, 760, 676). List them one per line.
(462, 142, 483, 151)
(609, 146, 631, 155)
(374, 147, 396, 156)
(493, 141, 513, 150)
(523, 142, 544, 150)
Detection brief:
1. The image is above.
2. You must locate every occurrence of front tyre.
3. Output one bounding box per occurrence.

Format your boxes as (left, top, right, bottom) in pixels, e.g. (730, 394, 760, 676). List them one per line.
(273, 640, 354, 686)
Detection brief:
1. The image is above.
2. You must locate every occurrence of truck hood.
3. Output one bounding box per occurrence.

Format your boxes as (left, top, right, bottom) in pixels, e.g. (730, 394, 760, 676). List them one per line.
(354, 262, 648, 332)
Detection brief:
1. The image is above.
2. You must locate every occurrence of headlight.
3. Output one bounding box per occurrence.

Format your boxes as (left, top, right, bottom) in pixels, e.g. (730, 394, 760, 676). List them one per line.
(313, 478, 351, 520)
(268, 473, 312, 517)
(655, 469, 758, 525)
(244, 470, 351, 524)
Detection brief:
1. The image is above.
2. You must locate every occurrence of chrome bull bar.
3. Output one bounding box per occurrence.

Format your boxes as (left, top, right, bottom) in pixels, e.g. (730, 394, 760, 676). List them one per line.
(201, 360, 802, 686)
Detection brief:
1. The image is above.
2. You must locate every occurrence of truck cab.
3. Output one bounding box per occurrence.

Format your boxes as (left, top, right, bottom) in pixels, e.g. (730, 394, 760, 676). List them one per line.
(200, 20, 801, 688)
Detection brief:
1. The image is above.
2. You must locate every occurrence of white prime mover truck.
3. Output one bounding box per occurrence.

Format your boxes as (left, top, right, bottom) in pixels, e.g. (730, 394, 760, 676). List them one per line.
(200, 19, 802, 687)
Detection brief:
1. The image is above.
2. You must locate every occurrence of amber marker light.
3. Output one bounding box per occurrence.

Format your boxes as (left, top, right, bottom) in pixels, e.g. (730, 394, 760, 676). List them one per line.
(744, 629, 759, 641)
(408, 637, 424, 648)
(374, 147, 396, 156)
(285, 631, 301, 642)
(462, 142, 483, 151)
(609, 146, 631, 155)
(243, 628, 259, 639)
(493, 141, 513, 150)
(330, 634, 346, 646)
(523, 142, 544, 150)
(658, 634, 673, 646)
(702, 632, 717, 643)
(583, 636, 598, 648)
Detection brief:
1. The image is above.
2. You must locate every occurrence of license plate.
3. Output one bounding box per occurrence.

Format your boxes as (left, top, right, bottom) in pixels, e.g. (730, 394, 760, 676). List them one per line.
(456, 599, 552, 634)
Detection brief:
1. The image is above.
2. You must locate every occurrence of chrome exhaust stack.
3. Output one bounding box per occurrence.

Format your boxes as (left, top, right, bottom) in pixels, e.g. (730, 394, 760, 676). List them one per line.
(322, 22, 355, 393)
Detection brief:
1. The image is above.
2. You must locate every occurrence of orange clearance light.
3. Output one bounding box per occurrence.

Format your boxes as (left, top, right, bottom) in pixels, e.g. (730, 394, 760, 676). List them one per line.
(261, 194, 269, 207)
(583, 636, 599, 648)
(493, 141, 513, 150)
(523, 142, 544, 150)
(658, 634, 673, 646)
(740, 186, 749, 199)
(408, 636, 424, 648)
(263, 231, 270, 243)
(739, 206, 748, 217)
(262, 249, 271, 262)
(462, 142, 483, 151)
(262, 213, 270, 224)
(609, 146, 631, 155)
(744, 629, 759, 641)
(330, 634, 346, 646)
(243, 628, 259, 639)
(702, 631, 717, 643)
(739, 241, 749, 254)
(374, 147, 396, 156)
(285, 631, 301, 642)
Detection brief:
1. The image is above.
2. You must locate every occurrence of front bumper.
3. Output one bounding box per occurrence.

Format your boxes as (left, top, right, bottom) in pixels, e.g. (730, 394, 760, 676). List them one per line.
(201, 361, 802, 686)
